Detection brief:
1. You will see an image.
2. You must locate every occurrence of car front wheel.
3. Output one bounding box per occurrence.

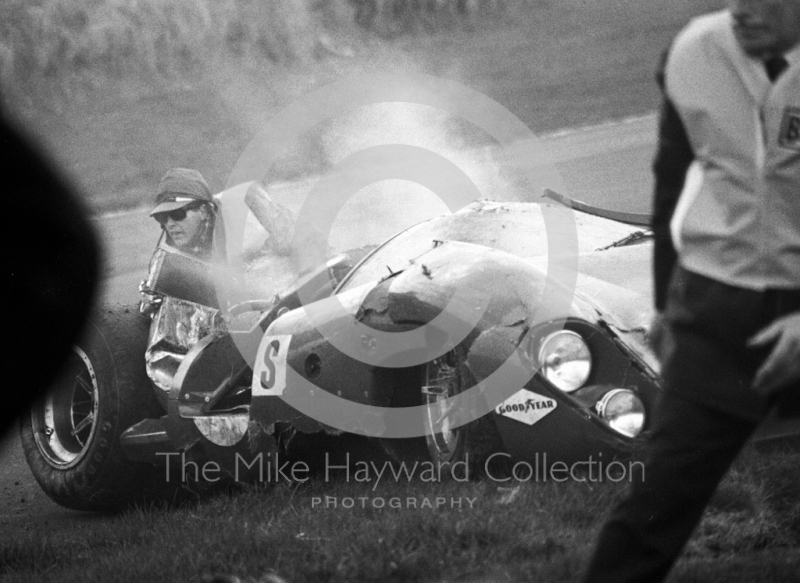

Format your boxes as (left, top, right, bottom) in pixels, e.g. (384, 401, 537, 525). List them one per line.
(422, 348, 506, 479)
(20, 305, 178, 512)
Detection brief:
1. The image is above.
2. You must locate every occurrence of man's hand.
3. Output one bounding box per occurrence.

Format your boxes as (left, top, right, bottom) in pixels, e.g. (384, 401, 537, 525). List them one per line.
(748, 312, 800, 396)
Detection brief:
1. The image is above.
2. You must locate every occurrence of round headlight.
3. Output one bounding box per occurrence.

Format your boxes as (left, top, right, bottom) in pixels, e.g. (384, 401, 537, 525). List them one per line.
(596, 389, 645, 437)
(537, 330, 592, 392)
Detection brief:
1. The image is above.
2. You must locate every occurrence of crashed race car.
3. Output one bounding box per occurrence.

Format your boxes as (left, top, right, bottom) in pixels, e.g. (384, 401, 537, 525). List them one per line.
(23, 191, 679, 511)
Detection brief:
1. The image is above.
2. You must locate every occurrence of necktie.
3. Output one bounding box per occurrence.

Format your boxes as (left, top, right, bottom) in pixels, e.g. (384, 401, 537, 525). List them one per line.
(764, 55, 788, 82)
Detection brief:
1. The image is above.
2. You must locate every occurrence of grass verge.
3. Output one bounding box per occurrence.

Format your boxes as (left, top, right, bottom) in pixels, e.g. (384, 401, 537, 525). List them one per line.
(2, 446, 799, 583)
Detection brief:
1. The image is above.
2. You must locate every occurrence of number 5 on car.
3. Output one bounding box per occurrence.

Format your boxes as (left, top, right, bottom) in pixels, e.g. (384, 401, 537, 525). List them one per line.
(252, 335, 292, 396)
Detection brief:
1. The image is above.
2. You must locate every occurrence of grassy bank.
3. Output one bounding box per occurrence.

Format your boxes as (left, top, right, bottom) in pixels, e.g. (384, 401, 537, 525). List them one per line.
(0, 0, 516, 84)
(1, 0, 719, 213)
(1, 0, 324, 84)
(2, 446, 799, 582)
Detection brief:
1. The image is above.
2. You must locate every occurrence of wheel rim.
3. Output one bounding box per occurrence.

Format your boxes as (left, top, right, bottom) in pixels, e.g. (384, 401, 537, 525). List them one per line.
(422, 350, 461, 462)
(31, 347, 100, 469)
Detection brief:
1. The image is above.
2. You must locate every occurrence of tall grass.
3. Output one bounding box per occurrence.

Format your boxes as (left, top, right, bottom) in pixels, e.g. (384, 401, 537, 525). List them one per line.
(0, 0, 508, 94)
(346, 0, 508, 37)
(1, 0, 299, 85)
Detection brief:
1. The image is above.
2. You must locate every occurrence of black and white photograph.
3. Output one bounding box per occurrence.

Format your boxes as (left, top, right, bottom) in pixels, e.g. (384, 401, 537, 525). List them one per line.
(2, 1, 800, 581)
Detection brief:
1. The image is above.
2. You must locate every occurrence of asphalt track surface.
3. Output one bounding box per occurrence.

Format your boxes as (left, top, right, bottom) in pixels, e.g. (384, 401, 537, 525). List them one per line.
(0, 114, 658, 536)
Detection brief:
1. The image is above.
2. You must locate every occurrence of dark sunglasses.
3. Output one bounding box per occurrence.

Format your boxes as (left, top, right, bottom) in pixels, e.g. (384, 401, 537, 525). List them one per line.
(154, 204, 200, 225)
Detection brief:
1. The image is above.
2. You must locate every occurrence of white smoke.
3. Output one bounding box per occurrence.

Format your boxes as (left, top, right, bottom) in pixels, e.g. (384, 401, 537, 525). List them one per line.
(319, 101, 515, 252)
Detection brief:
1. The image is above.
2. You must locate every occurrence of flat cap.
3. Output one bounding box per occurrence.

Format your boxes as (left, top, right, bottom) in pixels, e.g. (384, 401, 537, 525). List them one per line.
(150, 168, 212, 216)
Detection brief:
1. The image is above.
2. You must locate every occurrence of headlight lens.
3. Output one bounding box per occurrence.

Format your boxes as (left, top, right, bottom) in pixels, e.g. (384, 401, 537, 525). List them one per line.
(596, 389, 645, 437)
(537, 330, 592, 392)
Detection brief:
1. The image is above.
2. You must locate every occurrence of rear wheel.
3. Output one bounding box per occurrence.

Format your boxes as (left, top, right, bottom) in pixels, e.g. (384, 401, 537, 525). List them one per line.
(20, 305, 179, 512)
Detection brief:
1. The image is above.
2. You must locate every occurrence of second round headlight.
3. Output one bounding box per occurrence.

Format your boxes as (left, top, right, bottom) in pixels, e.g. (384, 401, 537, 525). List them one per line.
(596, 389, 646, 438)
(537, 330, 592, 392)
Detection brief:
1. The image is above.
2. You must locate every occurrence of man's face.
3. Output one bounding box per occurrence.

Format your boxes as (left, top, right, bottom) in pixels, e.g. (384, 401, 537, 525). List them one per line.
(729, 0, 800, 57)
(155, 204, 209, 251)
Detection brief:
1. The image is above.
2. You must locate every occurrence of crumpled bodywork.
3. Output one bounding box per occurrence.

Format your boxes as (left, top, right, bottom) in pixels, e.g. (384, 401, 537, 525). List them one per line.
(166, 200, 660, 465)
(132, 253, 368, 472)
(125, 199, 797, 472)
(145, 295, 220, 401)
(245, 201, 661, 461)
(339, 200, 641, 291)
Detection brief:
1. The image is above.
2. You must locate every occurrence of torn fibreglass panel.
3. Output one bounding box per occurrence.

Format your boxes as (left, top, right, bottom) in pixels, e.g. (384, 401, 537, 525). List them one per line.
(146, 296, 220, 394)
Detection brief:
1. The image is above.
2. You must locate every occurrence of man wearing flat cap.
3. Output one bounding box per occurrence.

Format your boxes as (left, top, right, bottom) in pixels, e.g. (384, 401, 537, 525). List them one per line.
(150, 168, 294, 261)
(150, 168, 217, 257)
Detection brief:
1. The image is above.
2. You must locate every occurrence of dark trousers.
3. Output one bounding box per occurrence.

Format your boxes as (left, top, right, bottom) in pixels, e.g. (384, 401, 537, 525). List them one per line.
(658, 267, 800, 421)
(582, 391, 757, 583)
(583, 267, 800, 583)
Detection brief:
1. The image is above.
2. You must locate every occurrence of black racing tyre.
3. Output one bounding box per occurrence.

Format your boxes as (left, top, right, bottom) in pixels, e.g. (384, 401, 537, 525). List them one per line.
(20, 304, 175, 512)
(422, 348, 507, 480)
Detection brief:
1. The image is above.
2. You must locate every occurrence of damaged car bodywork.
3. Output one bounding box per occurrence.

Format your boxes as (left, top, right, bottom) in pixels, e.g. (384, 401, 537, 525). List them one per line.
(243, 199, 661, 473)
(145, 199, 660, 473)
(22, 195, 672, 511)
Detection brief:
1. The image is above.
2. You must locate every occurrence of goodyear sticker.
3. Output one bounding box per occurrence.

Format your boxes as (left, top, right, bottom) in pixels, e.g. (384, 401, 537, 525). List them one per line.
(252, 334, 292, 397)
(495, 389, 557, 425)
(779, 106, 800, 151)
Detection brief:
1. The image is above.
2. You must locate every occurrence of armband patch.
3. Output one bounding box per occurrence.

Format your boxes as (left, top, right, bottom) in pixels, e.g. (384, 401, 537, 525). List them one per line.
(779, 107, 800, 151)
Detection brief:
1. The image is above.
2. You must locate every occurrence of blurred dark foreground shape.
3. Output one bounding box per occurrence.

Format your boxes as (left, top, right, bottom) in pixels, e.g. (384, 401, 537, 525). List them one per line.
(3, 107, 100, 436)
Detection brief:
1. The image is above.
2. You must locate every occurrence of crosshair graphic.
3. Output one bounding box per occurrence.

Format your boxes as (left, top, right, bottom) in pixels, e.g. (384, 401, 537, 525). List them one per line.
(218, 71, 579, 438)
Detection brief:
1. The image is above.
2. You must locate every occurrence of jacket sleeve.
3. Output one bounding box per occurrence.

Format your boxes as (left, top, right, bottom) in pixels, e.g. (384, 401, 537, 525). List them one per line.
(651, 50, 694, 311)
